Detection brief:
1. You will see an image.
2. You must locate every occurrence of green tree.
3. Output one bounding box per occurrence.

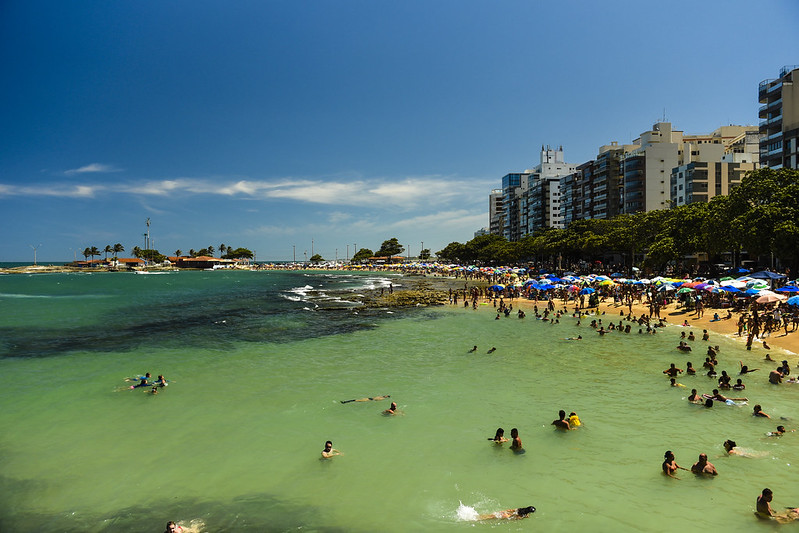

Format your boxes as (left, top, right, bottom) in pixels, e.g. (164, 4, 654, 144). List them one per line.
(225, 247, 254, 259)
(189, 249, 196, 257)
(375, 238, 404, 257)
(89, 246, 100, 263)
(351, 248, 373, 262)
(219, 244, 227, 257)
(436, 242, 466, 263)
(174, 249, 182, 257)
(112, 243, 124, 259)
(132, 246, 142, 259)
(419, 248, 432, 261)
(207, 245, 215, 257)
(82, 247, 91, 261)
(103, 245, 112, 260)
(310, 253, 323, 263)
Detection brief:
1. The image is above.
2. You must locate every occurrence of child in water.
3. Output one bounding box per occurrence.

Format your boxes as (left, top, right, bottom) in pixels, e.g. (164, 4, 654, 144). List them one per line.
(569, 412, 581, 427)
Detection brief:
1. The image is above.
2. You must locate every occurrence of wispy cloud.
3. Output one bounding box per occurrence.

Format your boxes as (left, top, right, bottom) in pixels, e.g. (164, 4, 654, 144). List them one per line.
(65, 163, 121, 175)
(0, 174, 492, 207)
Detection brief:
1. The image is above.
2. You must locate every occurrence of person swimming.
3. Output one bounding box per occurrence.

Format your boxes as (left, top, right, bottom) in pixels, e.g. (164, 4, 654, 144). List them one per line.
(568, 412, 581, 427)
(489, 427, 508, 444)
(383, 402, 398, 415)
(475, 506, 535, 520)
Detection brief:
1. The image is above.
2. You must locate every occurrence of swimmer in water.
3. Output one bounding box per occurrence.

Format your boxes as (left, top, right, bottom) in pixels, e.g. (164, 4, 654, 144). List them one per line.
(690, 453, 718, 476)
(688, 389, 703, 403)
(489, 427, 509, 444)
(509, 428, 523, 452)
(340, 395, 390, 403)
(487, 347, 496, 354)
(164, 521, 183, 533)
(468, 346, 477, 353)
(383, 402, 398, 415)
(150, 386, 158, 395)
(739, 361, 760, 374)
(723, 439, 740, 455)
(475, 506, 536, 520)
(155, 375, 167, 387)
(756, 488, 799, 522)
(753, 404, 771, 418)
(552, 410, 571, 430)
(662, 450, 688, 479)
(767, 425, 787, 437)
(321, 440, 341, 458)
(686, 362, 696, 375)
(670, 378, 685, 388)
(663, 363, 683, 377)
(568, 412, 581, 427)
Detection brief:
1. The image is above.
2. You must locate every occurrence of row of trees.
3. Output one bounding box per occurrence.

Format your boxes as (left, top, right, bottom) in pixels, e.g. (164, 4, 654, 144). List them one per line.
(79, 243, 254, 263)
(435, 168, 799, 273)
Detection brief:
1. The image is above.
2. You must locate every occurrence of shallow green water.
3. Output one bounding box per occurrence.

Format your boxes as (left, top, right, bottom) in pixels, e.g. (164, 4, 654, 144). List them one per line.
(1, 271, 799, 532)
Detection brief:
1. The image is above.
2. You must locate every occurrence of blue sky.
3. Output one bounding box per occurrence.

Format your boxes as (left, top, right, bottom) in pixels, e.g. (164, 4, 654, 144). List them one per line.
(2, 1, 798, 262)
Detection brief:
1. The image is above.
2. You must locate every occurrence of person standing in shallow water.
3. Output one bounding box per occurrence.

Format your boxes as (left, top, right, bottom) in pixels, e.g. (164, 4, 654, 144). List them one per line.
(321, 440, 341, 459)
(509, 428, 523, 452)
(662, 450, 688, 479)
(552, 410, 571, 430)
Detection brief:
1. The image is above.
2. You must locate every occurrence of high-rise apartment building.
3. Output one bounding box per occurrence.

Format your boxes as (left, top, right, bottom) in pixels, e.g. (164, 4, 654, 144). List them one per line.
(759, 65, 799, 169)
(488, 189, 505, 236)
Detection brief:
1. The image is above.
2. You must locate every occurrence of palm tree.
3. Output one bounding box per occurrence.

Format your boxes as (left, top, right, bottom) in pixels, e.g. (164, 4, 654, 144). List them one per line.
(89, 246, 100, 264)
(219, 244, 227, 258)
(103, 245, 112, 261)
(207, 245, 215, 257)
(132, 246, 142, 259)
(189, 249, 196, 257)
(175, 249, 182, 257)
(112, 243, 124, 259)
(83, 247, 91, 261)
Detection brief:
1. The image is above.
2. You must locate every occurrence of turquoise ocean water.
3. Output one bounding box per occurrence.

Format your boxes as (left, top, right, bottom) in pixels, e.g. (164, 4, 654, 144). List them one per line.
(1, 270, 799, 532)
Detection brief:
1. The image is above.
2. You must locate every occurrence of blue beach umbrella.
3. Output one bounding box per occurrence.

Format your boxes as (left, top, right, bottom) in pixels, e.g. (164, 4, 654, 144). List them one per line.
(750, 270, 787, 280)
(610, 272, 625, 278)
(776, 286, 799, 293)
(489, 285, 505, 291)
(579, 287, 595, 295)
(718, 286, 740, 293)
(787, 296, 799, 306)
(538, 283, 556, 291)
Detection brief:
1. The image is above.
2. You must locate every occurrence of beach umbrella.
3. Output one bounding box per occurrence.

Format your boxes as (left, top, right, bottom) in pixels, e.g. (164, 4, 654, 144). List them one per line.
(756, 292, 786, 304)
(657, 284, 676, 292)
(718, 286, 740, 293)
(538, 283, 556, 290)
(744, 288, 762, 295)
(610, 272, 625, 278)
(750, 270, 787, 280)
(579, 287, 595, 295)
(599, 280, 615, 286)
(489, 284, 505, 291)
(776, 286, 799, 293)
(747, 280, 769, 290)
(787, 296, 799, 306)
(676, 287, 696, 294)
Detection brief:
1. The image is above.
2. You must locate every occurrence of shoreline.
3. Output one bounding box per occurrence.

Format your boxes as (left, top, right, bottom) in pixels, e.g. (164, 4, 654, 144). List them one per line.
(423, 274, 799, 358)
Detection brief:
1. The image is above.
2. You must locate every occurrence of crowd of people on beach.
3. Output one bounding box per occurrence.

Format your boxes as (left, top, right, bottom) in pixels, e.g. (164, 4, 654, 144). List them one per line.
(443, 274, 799, 523)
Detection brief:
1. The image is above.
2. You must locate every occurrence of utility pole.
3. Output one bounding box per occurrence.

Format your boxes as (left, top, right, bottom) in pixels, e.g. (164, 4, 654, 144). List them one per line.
(30, 244, 42, 265)
(293, 245, 296, 264)
(311, 239, 314, 257)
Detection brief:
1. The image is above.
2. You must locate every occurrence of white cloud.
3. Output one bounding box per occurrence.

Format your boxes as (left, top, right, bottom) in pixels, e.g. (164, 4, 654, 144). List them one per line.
(65, 163, 121, 175)
(0, 174, 493, 209)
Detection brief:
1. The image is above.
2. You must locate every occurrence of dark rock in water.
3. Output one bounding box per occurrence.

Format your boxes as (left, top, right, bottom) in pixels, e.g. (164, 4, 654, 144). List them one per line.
(349, 280, 448, 308)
